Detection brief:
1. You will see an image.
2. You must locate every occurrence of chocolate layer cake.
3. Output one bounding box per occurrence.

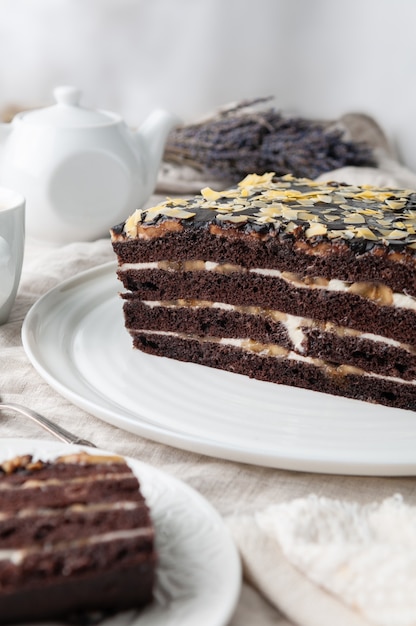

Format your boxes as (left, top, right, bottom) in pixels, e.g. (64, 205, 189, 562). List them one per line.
(111, 172, 416, 411)
(0, 452, 155, 623)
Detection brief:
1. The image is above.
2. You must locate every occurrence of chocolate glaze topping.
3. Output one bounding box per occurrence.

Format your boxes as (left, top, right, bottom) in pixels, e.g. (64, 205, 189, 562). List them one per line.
(118, 173, 416, 255)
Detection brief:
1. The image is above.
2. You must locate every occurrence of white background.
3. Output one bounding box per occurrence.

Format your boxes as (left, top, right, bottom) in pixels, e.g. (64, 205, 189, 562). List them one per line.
(0, 0, 415, 168)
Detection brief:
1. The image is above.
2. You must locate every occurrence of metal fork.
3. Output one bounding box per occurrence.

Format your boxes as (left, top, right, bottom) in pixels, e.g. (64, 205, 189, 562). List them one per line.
(0, 399, 96, 447)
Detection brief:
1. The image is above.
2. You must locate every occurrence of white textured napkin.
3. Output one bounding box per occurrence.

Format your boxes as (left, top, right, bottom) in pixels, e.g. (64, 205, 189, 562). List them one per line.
(228, 494, 416, 626)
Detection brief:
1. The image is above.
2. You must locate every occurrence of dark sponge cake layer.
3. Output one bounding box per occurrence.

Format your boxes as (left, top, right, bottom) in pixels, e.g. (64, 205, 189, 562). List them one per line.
(301, 328, 416, 381)
(0, 562, 155, 624)
(123, 300, 293, 349)
(132, 332, 416, 411)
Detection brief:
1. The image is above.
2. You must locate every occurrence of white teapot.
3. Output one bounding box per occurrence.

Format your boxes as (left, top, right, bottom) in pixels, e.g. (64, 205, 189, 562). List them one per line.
(0, 86, 179, 243)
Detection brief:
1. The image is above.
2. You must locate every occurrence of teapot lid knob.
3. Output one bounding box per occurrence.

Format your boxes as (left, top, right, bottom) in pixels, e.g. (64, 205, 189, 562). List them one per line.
(53, 86, 81, 107)
(18, 85, 118, 127)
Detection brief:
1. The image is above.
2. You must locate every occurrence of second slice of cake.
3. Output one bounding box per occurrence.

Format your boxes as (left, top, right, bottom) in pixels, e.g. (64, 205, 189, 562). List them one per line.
(111, 172, 416, 411)
(0, 451, 156, 623)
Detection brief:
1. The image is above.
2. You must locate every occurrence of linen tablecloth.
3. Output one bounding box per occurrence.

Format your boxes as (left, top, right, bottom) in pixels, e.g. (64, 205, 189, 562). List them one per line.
(2, 185, 416, 625)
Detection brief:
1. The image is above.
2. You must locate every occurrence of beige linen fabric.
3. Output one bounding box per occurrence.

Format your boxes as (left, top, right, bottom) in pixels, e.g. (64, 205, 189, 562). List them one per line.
(1, 178, 416, 624)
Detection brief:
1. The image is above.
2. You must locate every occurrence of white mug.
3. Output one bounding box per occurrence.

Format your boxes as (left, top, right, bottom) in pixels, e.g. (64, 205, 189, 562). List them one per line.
(0, 188, 25, 324)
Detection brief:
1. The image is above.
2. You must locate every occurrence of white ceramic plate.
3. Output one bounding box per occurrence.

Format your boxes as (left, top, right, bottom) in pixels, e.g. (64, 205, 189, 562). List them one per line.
(0, 438, 241, 626)
(22, 262, 416, 476)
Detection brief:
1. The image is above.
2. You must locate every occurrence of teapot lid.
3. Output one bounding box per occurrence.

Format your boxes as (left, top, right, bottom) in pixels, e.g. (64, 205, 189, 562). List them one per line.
(16, 86, 118, 128)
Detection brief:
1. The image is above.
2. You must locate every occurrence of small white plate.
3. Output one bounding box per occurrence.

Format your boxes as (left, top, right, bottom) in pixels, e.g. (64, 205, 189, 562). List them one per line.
(0, 438, 241, 626)
(22, 262, 416, 476)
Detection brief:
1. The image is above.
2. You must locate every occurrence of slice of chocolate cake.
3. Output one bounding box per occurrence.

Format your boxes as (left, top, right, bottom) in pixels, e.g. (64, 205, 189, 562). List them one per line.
(0, 451, 156, 624)
(111, 172, 416, 411)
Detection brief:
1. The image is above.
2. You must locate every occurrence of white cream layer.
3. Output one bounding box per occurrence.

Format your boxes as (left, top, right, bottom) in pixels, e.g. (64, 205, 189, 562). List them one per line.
(0, 471, 133, 491)
(119, 261, 416, 311)
(0, 527, 152, 565)
(0, 500, 142, 522)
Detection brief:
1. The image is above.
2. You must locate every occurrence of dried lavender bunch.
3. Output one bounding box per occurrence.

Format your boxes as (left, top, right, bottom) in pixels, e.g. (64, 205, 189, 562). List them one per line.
(164, 98, 376, 182)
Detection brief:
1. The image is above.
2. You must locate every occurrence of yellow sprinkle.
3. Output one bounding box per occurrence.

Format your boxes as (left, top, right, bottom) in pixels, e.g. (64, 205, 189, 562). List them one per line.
(284, 221, 297, 233)
(355, 190, 377, 199)
(298, 211, 319, 222)
(254, 215, 276, 224)
(261, 190, 288, 201)
(210, 206, 233, 213)
(258, 205, 284, 217)
(238, 172, 275, 188)
(145, 207, 195, 221)
(332, 194, 347, 204)
(385, 200, 406, 210)
(327, 230, 343, 239)
(316, 194, 333, 203)
(165, 197, 192, 206)
(385, 229, 408, 240)
(281, 207, 299, 220)
(324, 214, 341, 222)
(215, 214, 248, 223)
(146, 203, 166, 215)
(344, 213, 366, 224)
(124, 209, 143, 237)
(283, 189, 303, 198)
(360, 208, 383, 216)
(305, 223, 328, 238)
(354, 227, 378, 240)
(296, 199, 316, 206)
(200, 187, 228, 201)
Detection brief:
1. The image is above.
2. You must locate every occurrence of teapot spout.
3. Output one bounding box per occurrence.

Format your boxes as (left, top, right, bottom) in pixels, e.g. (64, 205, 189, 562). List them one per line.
(137, 109, 181, 196)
